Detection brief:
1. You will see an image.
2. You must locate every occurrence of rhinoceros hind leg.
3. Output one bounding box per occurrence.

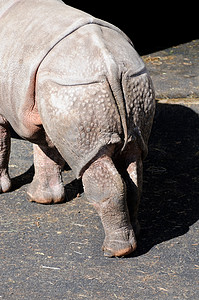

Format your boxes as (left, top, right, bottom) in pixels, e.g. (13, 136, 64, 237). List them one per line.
(0, 115, 11, 193)
(27, 144, 65, 204)
(82, 155, 137, 257)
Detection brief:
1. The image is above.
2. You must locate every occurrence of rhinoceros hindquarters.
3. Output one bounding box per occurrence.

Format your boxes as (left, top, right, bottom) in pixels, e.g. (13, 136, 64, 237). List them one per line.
(36, 77, 123, 178)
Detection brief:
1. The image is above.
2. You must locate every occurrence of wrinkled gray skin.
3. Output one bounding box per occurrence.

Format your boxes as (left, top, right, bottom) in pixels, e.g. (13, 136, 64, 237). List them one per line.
(0, 0, 155, 257)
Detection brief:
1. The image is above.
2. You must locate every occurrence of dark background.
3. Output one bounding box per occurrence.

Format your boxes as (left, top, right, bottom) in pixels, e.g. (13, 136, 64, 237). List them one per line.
(63, 1, 197, 55)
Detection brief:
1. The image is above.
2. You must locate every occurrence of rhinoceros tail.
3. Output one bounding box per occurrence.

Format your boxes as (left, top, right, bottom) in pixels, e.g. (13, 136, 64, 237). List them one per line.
(106, 62, 128, 150)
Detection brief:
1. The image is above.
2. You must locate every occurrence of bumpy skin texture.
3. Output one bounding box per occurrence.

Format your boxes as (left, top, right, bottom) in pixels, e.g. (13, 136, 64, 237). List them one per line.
(0, 0, 155, 257)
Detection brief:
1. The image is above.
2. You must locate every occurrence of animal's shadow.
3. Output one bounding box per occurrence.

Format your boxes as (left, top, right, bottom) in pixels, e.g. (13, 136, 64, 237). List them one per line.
(133, 102, 199, 256)
(11, 103, 199, 256)
(11, 163, 82, 202)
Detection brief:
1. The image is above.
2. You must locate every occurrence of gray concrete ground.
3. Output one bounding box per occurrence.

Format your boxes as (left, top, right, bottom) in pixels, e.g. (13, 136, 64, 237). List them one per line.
(143, 39, 199, 99)
(0, 40, 199, 299)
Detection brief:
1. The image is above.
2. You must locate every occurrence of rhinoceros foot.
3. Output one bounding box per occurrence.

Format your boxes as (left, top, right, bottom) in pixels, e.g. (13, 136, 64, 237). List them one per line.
(0, 171, 12, 194)
(102, 227, 137, 257)
(27, 178, 65, 204)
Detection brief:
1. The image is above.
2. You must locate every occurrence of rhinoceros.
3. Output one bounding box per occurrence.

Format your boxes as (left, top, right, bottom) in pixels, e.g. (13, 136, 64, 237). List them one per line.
(0, 0, 155, 257)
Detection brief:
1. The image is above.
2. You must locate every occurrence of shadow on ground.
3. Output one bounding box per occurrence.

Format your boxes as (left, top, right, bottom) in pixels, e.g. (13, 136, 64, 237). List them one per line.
(11, 163, 83, 202)
(11, 165, 34, 192)
(10, 102, 199, 258)
(134, 102, 199, 256)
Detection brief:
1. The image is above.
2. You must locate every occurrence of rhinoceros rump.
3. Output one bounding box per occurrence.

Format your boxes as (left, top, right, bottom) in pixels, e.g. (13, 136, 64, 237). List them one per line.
(0, 0, 155, 257)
